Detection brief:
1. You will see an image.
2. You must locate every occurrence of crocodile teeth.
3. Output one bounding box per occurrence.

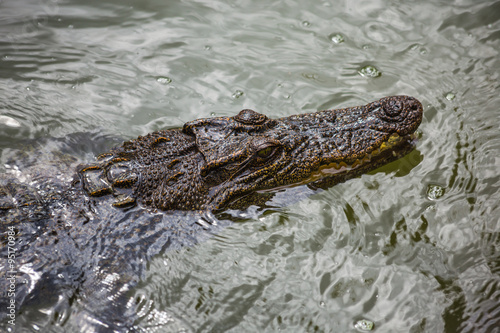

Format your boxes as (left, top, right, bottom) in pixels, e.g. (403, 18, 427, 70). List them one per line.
(351, 159, 362, 168)
(81, 169, 113, 197)
(112, 195, 136, 208)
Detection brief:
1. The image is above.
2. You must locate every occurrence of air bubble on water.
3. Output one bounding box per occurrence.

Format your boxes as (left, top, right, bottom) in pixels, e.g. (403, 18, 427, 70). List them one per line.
(329, 33, 345, 44)
(354, 319, 374, 331)
(358, 65, 381, 78)
(232, 90, 244, 99)
(303, 73, 318, 80)
(302, 21, 311, 27)
(156, 77, 172, 84)
(445, 92, 455, 101)
(427, 184, 445, 200)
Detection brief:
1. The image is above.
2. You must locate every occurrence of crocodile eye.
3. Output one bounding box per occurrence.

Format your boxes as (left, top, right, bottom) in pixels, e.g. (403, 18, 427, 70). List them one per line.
(251, 139, 281, 166)
(257, 146, 274, 158)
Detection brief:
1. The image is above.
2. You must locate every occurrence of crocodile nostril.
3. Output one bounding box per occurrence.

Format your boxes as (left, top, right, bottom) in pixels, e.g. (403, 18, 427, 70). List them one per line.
(384, 100, 403, 117)
(410, 100, 419, 111)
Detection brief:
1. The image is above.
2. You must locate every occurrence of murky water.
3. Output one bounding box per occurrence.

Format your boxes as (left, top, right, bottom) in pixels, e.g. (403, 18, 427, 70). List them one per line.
(1, 0, 499, 332)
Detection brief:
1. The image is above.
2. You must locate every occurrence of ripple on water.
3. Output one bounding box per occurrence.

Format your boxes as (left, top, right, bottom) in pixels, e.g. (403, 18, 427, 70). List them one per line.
(0, 115, 21, 128)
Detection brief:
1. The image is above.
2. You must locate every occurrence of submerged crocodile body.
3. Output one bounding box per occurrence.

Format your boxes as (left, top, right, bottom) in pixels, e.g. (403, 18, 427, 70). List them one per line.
(0, 95, 422, 331)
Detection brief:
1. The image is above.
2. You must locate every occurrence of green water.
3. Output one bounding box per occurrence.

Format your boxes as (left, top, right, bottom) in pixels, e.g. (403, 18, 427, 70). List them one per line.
(1, 0, 499, 332)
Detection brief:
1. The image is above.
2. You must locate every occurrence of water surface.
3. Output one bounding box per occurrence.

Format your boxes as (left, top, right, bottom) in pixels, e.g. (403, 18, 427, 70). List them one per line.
(1, 0, 499, 332)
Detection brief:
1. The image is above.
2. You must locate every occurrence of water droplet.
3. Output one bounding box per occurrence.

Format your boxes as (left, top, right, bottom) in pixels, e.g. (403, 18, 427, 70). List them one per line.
(427, 184, 445, 200)
(210, 112, 216, 116)
(302, 21, 311, 27)
(354, 319, 374, 331)
(156, 76, 172, 84)
(445, 92, 455, 101)
(319, 301, 325, 307)
(204, 45, 211, 51)
(329, 33, 345, 44)
(358, 65, 381, 78)
(232, 90, 244, 98)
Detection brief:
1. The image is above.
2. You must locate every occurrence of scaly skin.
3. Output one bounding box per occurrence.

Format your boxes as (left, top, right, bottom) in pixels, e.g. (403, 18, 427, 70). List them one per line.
(0, 95, 422, 331)
(77, 95, 422, 211)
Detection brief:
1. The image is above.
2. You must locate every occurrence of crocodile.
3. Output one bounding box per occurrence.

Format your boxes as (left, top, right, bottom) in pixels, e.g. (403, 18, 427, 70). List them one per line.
(0, 95, 422, 332)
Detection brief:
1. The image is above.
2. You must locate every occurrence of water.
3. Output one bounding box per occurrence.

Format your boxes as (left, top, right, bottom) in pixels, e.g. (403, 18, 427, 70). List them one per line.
(1, 0, 499, 332)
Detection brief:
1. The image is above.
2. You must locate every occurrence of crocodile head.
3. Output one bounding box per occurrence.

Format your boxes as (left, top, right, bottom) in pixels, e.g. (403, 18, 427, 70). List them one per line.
(78, 95, 422, 211)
